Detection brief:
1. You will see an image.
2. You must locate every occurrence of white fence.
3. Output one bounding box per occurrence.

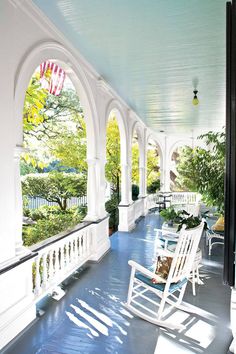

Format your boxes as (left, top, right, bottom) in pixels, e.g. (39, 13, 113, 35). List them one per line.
(31, 222, 93, 302)
(27, 196, 87, 209)
(171, 192, 200, 205)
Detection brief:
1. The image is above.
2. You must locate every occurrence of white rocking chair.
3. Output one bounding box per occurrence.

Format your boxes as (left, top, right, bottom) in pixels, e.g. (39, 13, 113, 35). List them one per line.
(126, 221, 205, 331)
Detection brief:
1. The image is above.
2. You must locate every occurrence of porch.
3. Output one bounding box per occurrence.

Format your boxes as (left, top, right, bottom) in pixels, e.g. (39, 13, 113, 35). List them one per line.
(3, 211, 232, 354)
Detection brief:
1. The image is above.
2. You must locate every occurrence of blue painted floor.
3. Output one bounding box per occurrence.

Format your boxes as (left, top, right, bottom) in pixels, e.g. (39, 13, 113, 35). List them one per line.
(3, 212, 232, 354)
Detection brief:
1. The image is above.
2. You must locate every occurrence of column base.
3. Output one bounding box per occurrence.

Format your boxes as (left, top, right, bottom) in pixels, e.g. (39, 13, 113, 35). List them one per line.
(0, 257, 36, 351)
(89, 217, 111, 262)
(118, 204, 136, 232)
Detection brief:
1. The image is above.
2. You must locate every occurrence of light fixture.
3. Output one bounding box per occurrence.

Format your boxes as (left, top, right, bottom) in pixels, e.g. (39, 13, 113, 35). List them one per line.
(192, 89, 199, 106)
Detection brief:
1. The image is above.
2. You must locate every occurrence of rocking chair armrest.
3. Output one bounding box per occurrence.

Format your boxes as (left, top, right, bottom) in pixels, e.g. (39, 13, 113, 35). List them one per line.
(128, 260, 166, 283)
(157, 248, 175, 258)
(154, 228, 179, 238)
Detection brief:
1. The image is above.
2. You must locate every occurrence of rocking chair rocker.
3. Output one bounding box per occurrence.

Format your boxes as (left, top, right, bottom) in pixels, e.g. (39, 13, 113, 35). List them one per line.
(125, 221, 205, 331)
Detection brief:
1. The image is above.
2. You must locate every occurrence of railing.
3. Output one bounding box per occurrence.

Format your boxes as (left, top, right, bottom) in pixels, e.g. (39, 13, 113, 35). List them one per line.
(30, 222, 93, 302)
(170, 192, 200, 205)
(170, 192, 201, 216)
(27, 196, 87, 209)
(133, 198, 144, 220)
(146, 193, 158, 210)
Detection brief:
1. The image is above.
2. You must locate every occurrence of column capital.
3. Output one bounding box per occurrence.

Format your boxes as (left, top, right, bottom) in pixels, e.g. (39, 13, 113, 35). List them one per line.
(14, 145, 27, 159)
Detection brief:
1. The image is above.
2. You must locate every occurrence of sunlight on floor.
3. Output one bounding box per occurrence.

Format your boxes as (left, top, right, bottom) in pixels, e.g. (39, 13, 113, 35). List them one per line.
(65, 287, 132, 344)
(185, 320, 215, 348)
(154, 303, 220, 353)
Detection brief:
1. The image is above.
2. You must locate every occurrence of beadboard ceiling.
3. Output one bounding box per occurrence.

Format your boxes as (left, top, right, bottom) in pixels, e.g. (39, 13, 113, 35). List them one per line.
(32, 0, 226, 136)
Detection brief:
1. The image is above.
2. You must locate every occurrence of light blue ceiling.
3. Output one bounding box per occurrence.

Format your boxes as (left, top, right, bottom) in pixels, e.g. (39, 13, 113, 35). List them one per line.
(33, 0, 226, 135)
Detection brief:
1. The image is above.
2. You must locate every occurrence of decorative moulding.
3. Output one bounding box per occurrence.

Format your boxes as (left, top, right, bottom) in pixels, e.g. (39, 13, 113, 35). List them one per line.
(97, 77, 112, 94)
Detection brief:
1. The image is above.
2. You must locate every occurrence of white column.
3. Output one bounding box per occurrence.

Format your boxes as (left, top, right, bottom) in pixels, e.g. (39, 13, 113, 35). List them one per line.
(139, 166, 147, 198)
(85, 158, 99, 220)
(98, 158, 107, 218)
(120, 163, 132, 205)
(14, 145, 30, 256)
(163, 136, 171, 192)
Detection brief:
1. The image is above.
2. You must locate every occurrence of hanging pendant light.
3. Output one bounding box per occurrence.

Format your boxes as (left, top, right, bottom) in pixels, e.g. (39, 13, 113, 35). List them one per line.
(192, 89, 199, 105)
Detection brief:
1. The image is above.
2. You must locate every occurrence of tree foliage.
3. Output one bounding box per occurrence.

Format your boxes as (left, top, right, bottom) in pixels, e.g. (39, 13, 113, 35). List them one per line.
(132, 141, 139, 185)
(23, 70, 87, 172)
(147, 148, 160, 187)
(22, 172, 86, 210)
(176, 130, 225, 213)
(23, 206, 86, 246)
(23, 72, 48, 134)
(47, 114, 87, 173)
(105, 116, 121, 197)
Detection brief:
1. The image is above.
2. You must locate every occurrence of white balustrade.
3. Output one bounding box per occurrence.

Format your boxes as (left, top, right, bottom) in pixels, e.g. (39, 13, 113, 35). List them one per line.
(133, 199, 144, 220)
(31, 224, 93, 302)
(171, 192, 200, 205)
(146, 194, 158, 210)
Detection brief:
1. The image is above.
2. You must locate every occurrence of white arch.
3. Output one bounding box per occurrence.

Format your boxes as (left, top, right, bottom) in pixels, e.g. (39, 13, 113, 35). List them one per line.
(168, 138, 192, 162)
(131, 121, 143, 144)
(105, 99, 128, 163)
(146, 133, 164, 190)
(146, 133, 163, 166)
(14, 40, 98, 159)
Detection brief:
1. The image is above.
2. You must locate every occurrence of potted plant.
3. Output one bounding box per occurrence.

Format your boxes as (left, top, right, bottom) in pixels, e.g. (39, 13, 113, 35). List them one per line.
(160, 207, 206, 231)
(160, 207, 182, 227)
(176, 213, 206, 232)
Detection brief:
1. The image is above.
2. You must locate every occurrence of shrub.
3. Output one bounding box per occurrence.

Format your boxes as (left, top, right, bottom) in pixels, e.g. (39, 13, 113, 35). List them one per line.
(132, 184, 139, 201)
(147, 179, 160, 194)
(23, 206, 86, 247)
(105, 195, 119, 230)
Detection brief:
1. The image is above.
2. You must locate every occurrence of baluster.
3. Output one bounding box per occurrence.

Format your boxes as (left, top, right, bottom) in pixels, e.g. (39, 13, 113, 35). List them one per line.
(83, 231, 87, 256)
(78, 235, 82, 258)
(87, 230, 90, 255)
(49, 249, 54, 281)
(85, 230, 89, 256)
(34, 256, 41, 296)
(73, 236, 78, 262)
(54, 248, 60, 275)
(70, 239, 74, 264)
(60, 244, 65, 271)
(77, 237, 80, 259)
(83, 233, 86, 256)
(76, 236, 78, 259)
(65, 242, 70, 266)
(88, 229, 92, 254)
(42, 253, 48, 289)
(68, 241, 72, 263)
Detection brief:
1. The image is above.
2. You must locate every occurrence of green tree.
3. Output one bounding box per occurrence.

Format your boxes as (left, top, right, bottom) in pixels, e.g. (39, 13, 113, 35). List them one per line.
(22, 172, 86, 210)
(132, 141, 139, 185)
(23, 70, 87, 173)
(48, 114, 87, 173)
(176, 130, 225, 213)
(105, 116, 121, 198)
(147, 148, 160, 188)
(23, 72, 48, 134)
